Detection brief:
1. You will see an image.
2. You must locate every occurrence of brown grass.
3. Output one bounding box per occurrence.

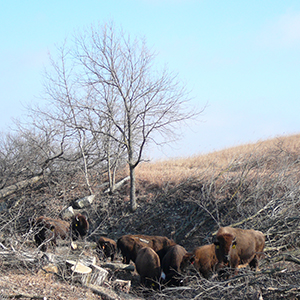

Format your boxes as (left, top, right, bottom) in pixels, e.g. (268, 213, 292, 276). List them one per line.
(136, 133, 300, 186)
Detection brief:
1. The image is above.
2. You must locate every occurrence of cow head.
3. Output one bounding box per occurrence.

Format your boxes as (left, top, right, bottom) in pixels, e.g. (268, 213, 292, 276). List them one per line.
(71, 213, 89, 240)
(102, 241, 114, 256)
(214, 233, 235, 264)
(180, 253, 195, 271)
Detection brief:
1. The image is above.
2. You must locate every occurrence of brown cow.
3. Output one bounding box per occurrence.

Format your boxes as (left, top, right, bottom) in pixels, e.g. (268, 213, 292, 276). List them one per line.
(71, 213, 89, 241)
(117, 235, 147, 264)
(180, 244, 218, 279)
(117, 234, 176, 264)
(135, 247, 161, 289)
(162, 244, 187, 286)
(214, 226, 265, 275)
(34, 216, 70, 252)
(96, 236, 117, 261)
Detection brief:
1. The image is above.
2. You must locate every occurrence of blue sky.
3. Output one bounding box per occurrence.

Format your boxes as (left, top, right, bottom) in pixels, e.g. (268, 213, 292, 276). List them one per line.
(1, 1, 300, 159)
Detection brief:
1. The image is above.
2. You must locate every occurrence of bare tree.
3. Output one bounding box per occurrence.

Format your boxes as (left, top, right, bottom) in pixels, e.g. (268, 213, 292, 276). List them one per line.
(72, 22, 201, 211)
(30, 22, 201, 211)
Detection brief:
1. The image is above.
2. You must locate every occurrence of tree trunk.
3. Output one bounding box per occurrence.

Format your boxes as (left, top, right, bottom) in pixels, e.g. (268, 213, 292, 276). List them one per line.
(129, 165, 137, 212)
(0, 175, 43, 199)
(107, 151, 113, 193)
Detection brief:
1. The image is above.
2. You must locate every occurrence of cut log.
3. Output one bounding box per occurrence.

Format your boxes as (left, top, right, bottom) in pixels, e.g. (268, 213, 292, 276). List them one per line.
(89, 264, 109, 286)
(88, 285, 120, 300)
(112, 279, 131, 293)
(60, 206, 74, 219)
(104, 176, 130, 194)
(74, 195, 95, 208)
(70, 241, 97, 251)
(0, 250, 39, 268)
(101, 262, 135, 272)
(79, 254, 97, 266)
(66, 260, 92, 285)
(71, 241, 77, 250)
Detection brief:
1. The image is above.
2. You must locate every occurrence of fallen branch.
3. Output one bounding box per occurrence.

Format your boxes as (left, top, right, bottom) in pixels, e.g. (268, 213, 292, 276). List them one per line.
(104, 176, 130, 194)
(266, 253, 300, 265)
(212, 199, 280, 235)
(88, 284, 143, 300)
(0, 175, 43, 199)
(265, 286, 300, 297)
(1, 292, 45, 299)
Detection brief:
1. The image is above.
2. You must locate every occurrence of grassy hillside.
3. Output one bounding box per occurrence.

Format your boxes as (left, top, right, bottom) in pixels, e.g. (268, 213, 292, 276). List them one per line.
(0, 134, 300, 299)
(137, 133, 300, 184)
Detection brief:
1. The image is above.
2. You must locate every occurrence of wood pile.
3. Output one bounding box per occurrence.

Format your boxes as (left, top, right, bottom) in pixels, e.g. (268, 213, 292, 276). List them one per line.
(0, 245, 141, 300)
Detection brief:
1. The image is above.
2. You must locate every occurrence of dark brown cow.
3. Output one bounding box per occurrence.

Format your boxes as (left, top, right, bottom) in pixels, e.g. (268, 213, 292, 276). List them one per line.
(96, 236, 117, 261)
(180, 244, 218, 279)
(117, 234, 176, 264)
(162, 244, 187, 286)
(135, 247, 161, 289)
(214, 226, 265, 275)
(34, 216, 70, 252)
(117, 235, 146, 264)
(71, 213, 89, 241)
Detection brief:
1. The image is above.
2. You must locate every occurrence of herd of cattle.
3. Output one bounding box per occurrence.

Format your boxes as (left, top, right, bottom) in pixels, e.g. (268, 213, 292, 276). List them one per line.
(32, 215, 265, 288)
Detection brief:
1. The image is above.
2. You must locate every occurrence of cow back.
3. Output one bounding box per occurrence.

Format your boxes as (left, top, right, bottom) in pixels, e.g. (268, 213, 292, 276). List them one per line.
(117, 235, 145, 263)
(131, 234, 176, 260)
(118, 234, 175, 264)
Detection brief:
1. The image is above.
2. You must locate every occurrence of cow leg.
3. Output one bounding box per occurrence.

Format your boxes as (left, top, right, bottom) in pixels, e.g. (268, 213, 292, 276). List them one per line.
(123, 254, 130, 264)
(40, 243, 48, 252)
(249, 255, 259, 271)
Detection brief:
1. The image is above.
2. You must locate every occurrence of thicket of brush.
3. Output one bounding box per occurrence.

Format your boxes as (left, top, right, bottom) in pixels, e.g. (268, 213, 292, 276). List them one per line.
(0, 134, 300, 299)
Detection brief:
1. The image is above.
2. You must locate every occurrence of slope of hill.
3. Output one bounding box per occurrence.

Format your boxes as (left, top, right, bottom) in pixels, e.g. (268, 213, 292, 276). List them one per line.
(0, 134, 300, 299)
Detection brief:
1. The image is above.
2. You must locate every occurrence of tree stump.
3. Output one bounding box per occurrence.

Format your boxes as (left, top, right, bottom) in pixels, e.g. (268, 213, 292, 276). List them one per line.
(89, 263, 109, 286)
(66, 260, 92, 285)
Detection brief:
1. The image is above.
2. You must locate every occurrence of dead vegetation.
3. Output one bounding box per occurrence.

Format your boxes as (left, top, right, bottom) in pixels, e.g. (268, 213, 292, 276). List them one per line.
(0, 134, 300, 299)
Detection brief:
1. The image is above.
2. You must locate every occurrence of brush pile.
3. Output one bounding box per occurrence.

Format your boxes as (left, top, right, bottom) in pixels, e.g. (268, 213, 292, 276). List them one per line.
(0, 135, 299, 299)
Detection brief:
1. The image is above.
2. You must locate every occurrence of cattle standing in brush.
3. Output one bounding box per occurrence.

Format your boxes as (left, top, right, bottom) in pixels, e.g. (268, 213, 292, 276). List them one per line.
(180, 244, 218, 279)
(117, 235, 146, 264)
(135, 247, 161, 289)
(71, 213, 89, 241)
(161, 244, 187, 286)
(214, 226, 265, 275)
(96, 237, 117, 261)
(34, 216, 70, 252)
(117, 234, 176, 264)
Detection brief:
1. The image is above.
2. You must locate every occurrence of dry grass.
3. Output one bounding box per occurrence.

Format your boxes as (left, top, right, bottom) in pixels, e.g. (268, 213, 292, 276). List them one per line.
(0, 270, 102, 300)
(136, 133, 300, 186)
